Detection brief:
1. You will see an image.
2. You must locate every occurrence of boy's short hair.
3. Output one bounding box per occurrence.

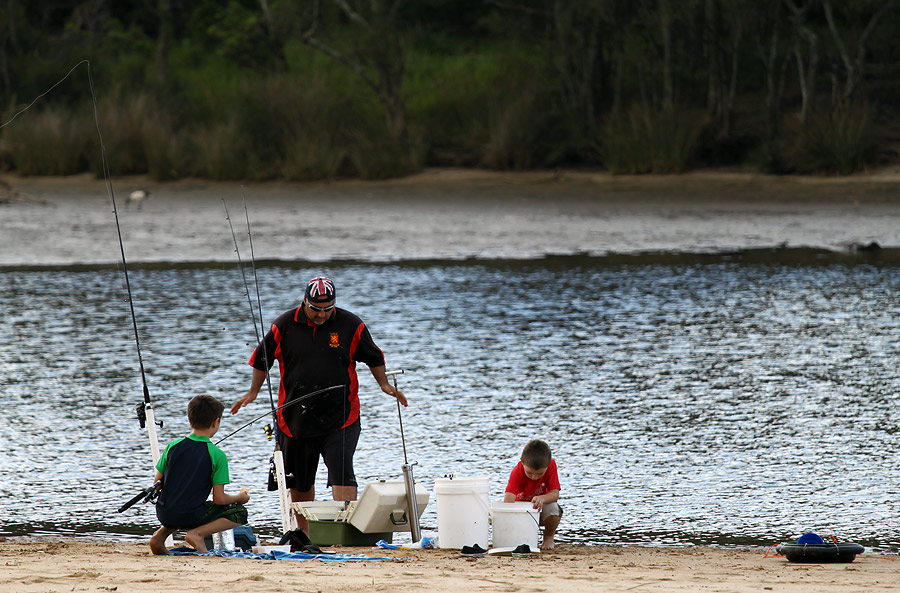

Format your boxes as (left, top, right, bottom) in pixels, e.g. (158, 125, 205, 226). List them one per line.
(187, 394, 225, 429)
(521, 439, 552, 470)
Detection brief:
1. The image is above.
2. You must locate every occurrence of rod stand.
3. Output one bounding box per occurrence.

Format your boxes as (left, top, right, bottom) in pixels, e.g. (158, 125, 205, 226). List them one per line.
(386, 369, 421, 541)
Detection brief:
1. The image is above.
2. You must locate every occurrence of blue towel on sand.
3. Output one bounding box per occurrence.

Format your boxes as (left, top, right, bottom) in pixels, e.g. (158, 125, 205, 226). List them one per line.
(169, 547, 387, 561)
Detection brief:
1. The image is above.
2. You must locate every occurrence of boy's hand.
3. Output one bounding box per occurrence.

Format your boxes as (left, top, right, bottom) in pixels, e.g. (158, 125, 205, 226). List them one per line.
(531, 495, 544, 510)
(238, 488, 250, 504)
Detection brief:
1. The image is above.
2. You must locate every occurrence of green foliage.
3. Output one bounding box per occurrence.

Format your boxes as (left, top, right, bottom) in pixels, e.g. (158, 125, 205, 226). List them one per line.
(405, 49, 506, 165)
(2, 1, 898, 179)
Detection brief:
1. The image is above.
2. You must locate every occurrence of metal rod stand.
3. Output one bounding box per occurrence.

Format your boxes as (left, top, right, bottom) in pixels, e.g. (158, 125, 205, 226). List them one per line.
(387, 369, 421, 543)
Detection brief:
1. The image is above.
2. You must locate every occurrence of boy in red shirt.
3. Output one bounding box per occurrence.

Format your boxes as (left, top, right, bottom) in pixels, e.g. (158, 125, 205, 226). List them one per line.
(503, 439, 561, 550)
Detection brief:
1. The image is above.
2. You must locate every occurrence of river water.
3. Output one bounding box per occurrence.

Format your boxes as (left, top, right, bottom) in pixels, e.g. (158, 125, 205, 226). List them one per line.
(1, 173, 900, 550)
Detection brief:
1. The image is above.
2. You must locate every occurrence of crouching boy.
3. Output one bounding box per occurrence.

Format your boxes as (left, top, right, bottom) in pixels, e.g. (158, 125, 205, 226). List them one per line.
(149, 394, 250, 555)
(504, 439, 561, 550)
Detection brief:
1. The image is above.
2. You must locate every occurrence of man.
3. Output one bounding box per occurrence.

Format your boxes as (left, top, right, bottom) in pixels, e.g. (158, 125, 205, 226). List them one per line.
(231, 276, 405, 530)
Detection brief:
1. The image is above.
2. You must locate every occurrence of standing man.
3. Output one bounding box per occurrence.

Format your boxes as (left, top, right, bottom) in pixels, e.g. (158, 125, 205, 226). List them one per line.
(231, 276, 405, 531)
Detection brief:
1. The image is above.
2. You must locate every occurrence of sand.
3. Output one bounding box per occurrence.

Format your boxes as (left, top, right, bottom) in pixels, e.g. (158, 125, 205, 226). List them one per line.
(1, 539, 897, 593)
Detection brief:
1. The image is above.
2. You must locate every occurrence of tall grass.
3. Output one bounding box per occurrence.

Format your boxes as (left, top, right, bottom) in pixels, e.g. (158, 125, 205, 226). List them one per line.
(790, 104, 875, 174)
(481, 89, 544, 170)
(1, 106, 93, 175)
(602, 106, 705, 174)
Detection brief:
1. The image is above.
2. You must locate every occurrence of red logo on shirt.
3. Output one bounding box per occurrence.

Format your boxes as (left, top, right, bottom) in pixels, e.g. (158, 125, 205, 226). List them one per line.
(329, 333, 340, 348)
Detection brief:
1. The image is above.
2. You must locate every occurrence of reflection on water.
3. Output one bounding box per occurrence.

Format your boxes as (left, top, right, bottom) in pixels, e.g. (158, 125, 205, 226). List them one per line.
(2, 257, 899, 549)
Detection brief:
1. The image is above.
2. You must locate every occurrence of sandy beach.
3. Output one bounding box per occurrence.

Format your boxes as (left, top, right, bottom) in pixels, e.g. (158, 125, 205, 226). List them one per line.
(1, 539, 896, 593)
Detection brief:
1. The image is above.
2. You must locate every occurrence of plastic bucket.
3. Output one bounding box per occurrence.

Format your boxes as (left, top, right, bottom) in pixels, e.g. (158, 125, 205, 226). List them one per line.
(490, 502, 539, 549)
(433, 476, 490, 549)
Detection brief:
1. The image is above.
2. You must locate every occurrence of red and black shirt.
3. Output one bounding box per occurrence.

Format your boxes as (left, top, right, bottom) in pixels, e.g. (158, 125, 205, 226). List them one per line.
(250, 306, 385, 438)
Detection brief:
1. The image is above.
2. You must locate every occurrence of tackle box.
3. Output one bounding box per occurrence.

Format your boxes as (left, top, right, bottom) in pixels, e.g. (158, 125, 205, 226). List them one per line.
(291, 500, 392, 546)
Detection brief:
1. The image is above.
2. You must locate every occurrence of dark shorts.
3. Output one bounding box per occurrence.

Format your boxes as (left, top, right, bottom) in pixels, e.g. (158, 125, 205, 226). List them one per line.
(279, 420, 361, 491)
(161, 501, 248, 530)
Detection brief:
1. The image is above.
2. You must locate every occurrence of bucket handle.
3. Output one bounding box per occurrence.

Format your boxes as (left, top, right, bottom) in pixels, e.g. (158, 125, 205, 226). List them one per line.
(489, 504, 541, 527)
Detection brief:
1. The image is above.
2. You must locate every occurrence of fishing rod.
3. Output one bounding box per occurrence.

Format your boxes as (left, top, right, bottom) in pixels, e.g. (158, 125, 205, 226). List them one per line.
(223, 196, 278, 419)
(216, 384, 345, 446)
(241, 189, 277, 417)
(85, 62, 164, 465)
(117, 480, 161, 513)
(224, 191, 299, 534)
(238, 191, 297, 534)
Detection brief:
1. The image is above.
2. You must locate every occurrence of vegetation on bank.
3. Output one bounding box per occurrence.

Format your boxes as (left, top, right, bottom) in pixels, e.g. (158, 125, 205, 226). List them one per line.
(1, 1, 898, 181)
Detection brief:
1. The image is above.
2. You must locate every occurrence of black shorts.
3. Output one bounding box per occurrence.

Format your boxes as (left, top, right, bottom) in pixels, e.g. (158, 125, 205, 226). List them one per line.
(160, 501, 248, 530)
(278, 420, 361, 492)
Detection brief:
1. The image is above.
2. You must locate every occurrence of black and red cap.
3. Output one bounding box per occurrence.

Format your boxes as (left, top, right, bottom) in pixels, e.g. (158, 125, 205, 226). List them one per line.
(305, 276, 336, 303)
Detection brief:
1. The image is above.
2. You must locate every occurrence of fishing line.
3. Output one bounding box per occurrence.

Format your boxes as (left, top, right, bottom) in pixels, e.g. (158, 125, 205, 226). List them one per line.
(85, 62, 161, 450)
(0, 61, 87, 130)
(7, 61, 164, 454)
(241, 188, 279, 419)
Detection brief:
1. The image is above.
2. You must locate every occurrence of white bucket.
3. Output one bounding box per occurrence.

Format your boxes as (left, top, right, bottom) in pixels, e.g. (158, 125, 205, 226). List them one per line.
(433, 476, 490, 549)
(490, 502, 539, 549)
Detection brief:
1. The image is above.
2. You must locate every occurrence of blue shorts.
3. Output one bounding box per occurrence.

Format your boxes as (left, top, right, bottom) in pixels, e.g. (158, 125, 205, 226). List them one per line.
(279, 420, 361, 491)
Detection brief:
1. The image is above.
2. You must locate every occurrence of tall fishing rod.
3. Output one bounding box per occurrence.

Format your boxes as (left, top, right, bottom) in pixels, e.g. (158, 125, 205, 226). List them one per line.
(223, 196, 277, 418)
(223, 191, 295, 534)
(86, 61, 163, 465)
(241, 189, 279, 421)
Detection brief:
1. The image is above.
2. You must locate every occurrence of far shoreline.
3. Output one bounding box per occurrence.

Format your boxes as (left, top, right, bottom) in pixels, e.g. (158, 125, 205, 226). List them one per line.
(4, 165, 900, 206)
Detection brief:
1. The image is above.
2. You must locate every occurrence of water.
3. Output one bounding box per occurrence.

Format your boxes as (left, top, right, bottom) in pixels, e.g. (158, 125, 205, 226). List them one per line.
(2, 257, 900, 550)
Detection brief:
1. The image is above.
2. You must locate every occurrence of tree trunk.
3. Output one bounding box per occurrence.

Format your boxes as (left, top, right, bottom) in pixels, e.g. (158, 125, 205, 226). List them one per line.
(822, 0, 897, 107)
(659, 0, 674, 113)
(705, 0, 720, 118)
(155, 0, 171, 84)
(785, 0, 817, 122)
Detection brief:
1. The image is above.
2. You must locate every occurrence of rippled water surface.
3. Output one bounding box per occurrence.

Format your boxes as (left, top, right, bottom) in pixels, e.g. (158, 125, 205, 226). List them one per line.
(2, 258, 899, 549)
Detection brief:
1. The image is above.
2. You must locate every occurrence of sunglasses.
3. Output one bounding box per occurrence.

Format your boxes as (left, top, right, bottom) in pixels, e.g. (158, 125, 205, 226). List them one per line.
(307, 302, 335, 313)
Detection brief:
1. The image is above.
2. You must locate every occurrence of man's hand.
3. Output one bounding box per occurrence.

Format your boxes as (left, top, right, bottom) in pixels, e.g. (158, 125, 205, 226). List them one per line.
(381, 383, 407, 407)
(231, 391, 257, 415)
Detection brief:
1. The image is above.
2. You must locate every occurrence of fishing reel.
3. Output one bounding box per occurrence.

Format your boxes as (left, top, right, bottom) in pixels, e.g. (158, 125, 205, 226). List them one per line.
(263, 423, 274, 441)
(135, 402, 163, 430)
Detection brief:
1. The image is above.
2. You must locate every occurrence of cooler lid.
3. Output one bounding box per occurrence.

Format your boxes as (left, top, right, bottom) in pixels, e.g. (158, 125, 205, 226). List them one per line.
(348, 479, 430, 533)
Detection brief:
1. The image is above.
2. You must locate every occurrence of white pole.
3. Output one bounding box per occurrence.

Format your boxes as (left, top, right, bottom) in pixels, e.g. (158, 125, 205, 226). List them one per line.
(144, 405, 162, 465)
(272, 447, 296, 533)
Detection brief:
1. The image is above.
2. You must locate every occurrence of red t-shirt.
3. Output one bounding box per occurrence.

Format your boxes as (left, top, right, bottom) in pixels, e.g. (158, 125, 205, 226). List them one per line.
(505, 459, 560, 501)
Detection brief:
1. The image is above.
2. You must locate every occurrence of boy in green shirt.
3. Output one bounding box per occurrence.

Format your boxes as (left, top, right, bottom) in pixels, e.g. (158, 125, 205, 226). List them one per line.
(149, 394, 250, 555)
